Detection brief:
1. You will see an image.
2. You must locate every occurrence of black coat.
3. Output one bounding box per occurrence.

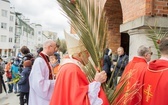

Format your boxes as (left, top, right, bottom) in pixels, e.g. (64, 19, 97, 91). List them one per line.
(111, 54, 129, 76)
(18, 67, 31, 93)
(0, 65, 4, 93)
(0, 75, 2, 93)
(103, 55, 112, 74)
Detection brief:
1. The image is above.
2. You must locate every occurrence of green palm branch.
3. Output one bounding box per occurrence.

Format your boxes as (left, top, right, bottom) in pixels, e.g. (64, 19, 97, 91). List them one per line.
(147, 21, 168, 58)
(57, 0, 107, 71)
(9, 73, 21, 84)
(57, 0, 136, 104)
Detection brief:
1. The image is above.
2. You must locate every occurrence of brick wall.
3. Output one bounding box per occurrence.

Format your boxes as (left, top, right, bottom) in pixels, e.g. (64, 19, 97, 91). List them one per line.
(70, 0, 168, 53)
(151, 0, 168, 17)
(105, 0, 168, 52)
(120, 0, 168, 23)
(120, 0, 146, 23)
(105, 0, 123, 52)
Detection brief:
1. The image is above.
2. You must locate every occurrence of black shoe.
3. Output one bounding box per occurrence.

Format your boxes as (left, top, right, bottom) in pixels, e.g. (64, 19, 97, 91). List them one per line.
(24, 98, 27, 103)
(16, 93, 20, 96)
(8, 91, 12, 93)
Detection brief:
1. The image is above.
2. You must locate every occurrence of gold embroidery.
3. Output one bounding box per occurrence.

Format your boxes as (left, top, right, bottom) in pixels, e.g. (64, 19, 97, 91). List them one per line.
(144, 85, 153, 102)
(123, 69, 134, 104)
(128, 71, 132, 78)
(123, 81, 130, 105)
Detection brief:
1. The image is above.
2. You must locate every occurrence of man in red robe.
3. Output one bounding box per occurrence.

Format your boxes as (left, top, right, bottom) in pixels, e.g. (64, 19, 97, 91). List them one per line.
(113, 45, 152, 105)
(142, 36, 168, 105)
(50, 33, 109, 105)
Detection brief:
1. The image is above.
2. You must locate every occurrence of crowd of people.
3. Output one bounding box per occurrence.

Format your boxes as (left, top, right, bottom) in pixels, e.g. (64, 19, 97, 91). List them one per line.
(0, 35, 168, 105)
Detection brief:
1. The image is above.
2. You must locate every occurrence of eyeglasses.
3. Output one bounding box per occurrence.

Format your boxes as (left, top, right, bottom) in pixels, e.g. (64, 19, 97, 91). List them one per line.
(149, 52, 153, 55)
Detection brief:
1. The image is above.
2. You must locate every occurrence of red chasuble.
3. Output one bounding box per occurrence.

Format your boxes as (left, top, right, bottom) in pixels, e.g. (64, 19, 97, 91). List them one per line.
(142, 59, 168, 105)
(114, 57, 147, 105)
(50, 61, 109, 105)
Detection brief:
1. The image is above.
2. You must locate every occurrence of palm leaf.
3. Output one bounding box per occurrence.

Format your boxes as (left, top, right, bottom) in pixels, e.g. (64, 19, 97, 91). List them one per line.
(57, 0, 135, 104)
(9, 73, 21, 84)
(57, 0, 107, 71)
(147, 21, 168, 58)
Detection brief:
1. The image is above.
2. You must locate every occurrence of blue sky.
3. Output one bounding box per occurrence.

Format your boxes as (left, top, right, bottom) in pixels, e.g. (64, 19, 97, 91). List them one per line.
(10, 0, 70, 39)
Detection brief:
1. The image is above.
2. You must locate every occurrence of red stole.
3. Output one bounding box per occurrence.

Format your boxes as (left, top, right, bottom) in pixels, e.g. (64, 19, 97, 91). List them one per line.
(39, 52, 53, 80)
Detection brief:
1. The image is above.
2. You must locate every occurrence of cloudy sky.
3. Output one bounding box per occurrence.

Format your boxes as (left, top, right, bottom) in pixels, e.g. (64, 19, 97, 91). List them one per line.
(10, 0, 70, 39)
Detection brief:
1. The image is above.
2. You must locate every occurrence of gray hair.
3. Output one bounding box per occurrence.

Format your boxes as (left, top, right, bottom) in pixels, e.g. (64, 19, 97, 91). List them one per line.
(159, 36, 168, 55)
(137, 45, 150, 56)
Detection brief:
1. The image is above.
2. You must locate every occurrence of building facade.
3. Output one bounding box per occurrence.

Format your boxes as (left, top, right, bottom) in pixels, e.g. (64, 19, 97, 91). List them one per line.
(0, 0, 15, 57)
(15, 13, 36, 55)
(0, 0, 58, 58)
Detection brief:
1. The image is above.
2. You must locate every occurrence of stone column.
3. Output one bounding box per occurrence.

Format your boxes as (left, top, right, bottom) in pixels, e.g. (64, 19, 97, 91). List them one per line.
(120, 16, 168, 61)
(128, 28, 158, 61)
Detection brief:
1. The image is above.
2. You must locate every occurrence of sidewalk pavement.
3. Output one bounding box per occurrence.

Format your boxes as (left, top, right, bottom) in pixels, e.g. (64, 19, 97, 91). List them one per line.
(0, 91, 20, 105)
(0, 75, 19, 105)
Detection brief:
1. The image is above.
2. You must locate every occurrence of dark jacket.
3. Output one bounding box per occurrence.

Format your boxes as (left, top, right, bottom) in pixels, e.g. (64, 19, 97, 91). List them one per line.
(103, 48, 112, 74)
(0, 75, 2, 93)
(0, 65, 4, 93)
(103, 55, 112, 74)
(18, 67, 31, 93)
(111, 53, 128, 76)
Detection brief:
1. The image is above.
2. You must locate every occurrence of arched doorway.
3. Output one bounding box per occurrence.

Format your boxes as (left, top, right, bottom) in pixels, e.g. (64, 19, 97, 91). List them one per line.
(105, 0, 129, 55)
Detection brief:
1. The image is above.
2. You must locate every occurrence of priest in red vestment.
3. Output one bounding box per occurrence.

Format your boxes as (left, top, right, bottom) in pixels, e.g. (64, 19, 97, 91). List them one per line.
(113, 45, 152, 105)
(142, 36, 168, 105)
(50, 33, 109, 105)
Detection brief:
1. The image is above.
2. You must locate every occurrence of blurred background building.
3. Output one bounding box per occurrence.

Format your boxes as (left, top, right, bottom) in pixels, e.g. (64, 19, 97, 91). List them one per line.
(0, 0, 58, 59)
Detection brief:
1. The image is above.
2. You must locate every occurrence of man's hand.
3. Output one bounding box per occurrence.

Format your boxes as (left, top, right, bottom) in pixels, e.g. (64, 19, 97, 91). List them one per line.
(111, 68, 114, 72)
(94, 71, 107, 83)
(113, 62, 117, 65)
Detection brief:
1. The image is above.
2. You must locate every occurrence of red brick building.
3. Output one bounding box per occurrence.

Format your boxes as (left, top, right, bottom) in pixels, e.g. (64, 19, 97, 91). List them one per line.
(71, 0, 168, 60)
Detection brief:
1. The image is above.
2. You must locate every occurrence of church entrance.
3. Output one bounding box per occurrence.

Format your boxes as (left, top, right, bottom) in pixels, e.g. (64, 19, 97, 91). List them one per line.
(121, 33, 129, 55)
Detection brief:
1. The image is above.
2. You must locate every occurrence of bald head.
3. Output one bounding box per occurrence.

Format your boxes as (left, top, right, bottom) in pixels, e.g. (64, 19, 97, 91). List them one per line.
(117, 47, 124, 56)
(43, 40, 55, 49)
(42, 39, 58, 56)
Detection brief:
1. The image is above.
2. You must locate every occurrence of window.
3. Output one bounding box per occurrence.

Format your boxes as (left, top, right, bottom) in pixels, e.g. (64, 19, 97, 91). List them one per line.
(1, 35, 7, 42)
(1, 9, 7, 17)
(9, 38, 12, 42)
(1, 23, 7, 29)
(15, 37, 20, 43)
(9, 27, 13, 32)
(10, 15, 14, 21)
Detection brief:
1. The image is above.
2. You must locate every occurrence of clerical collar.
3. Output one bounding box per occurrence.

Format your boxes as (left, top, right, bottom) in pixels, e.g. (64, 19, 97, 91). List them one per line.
(136, 56, 147, 62)
(41, 52, 50, 62)
(160, 57, 168, 61)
